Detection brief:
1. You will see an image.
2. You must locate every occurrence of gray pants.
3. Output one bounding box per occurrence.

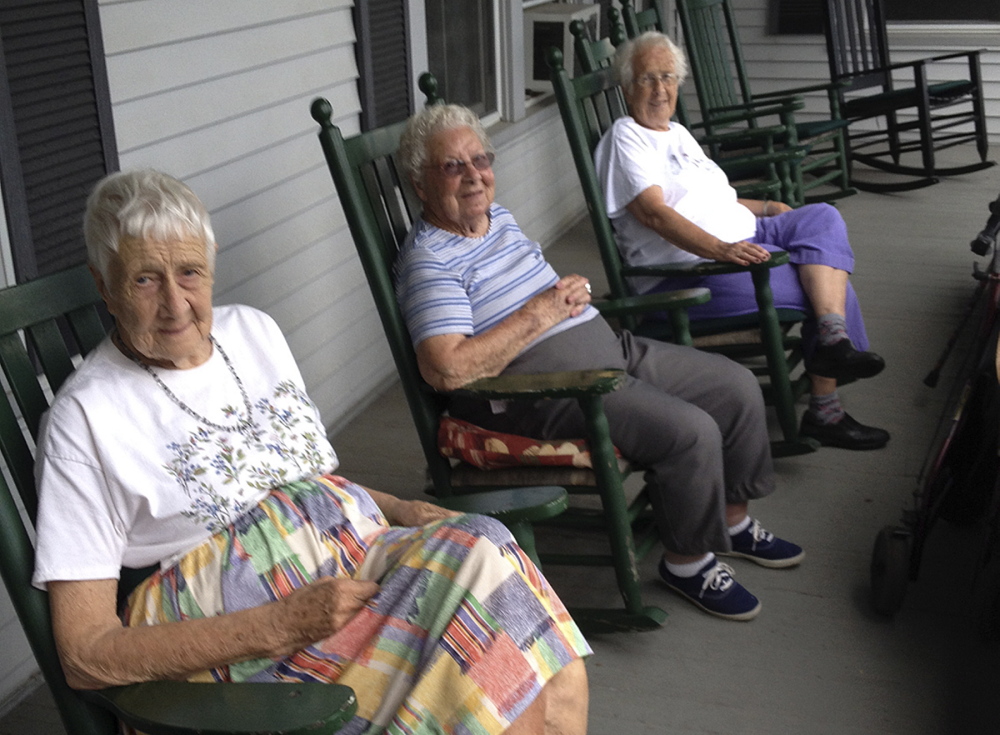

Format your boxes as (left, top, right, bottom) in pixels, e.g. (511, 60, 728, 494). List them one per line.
(451, 318, 776, 555)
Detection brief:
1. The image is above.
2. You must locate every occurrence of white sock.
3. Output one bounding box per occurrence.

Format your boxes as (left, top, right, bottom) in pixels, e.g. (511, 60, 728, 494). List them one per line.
(664, 552, 714, 578)
(728, 516, 752, 536)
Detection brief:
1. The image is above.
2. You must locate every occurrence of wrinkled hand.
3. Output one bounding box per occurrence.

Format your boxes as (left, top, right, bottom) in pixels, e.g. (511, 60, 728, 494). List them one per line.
(280, 577, 380, 646)
(391, 499, 462, 527)
(526, 274, 592, 323)
(713, 239, 771, 266)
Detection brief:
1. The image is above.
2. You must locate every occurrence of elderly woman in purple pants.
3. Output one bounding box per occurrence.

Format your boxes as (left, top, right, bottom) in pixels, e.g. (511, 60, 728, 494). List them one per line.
(594, 31, 889, 451)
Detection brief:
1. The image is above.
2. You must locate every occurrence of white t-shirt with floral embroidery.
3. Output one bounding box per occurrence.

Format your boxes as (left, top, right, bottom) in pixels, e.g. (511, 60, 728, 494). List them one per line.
(32, 304, 338, 588)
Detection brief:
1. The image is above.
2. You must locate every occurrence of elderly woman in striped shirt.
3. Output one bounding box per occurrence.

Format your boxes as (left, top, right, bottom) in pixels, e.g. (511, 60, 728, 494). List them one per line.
(394, 104, 803, 623)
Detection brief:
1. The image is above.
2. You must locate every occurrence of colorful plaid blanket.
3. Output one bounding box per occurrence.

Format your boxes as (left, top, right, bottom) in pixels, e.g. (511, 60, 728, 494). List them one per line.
(124, 474, 590, 734)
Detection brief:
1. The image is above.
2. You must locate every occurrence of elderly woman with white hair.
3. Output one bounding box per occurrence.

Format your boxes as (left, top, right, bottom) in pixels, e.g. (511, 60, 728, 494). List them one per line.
(31, 169, 591, 735)
(594, 31, 889, 451)
(394, 103, 805, 624)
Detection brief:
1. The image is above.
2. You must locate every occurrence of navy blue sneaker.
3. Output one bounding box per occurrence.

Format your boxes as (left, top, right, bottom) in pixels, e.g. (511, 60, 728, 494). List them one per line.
(719, 518, 805, 569)
(658, 556, 761, 621)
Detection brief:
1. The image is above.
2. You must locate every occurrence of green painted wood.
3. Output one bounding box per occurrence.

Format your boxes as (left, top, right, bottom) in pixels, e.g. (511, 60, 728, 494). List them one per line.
(674, 0, 856, 203)
(437, 486, 569, 524)
(461, 369, 625, 399)
(83, 682, 357, 735)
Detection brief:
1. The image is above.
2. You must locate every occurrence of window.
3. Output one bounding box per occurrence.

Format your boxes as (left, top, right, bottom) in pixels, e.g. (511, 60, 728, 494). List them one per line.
(357, 0, 625, 128)
(426, 0, 497, 118)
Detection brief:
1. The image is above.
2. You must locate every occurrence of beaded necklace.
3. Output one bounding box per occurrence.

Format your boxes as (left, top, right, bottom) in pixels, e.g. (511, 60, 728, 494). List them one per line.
(114, 329, 256, 434)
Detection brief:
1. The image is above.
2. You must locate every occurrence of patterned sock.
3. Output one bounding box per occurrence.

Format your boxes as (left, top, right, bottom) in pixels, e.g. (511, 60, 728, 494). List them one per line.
(664, 552, 714, 578)
(817, 313, 849, 346)
(808, 389, 845, 425)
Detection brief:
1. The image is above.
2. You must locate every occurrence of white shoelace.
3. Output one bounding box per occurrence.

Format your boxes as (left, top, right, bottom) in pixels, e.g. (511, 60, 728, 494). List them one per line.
(746, 518, 775, 551)
(699, 562, 737, 597)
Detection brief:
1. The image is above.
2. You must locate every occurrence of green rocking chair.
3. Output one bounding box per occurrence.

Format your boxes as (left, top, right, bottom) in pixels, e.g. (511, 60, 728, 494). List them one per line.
(547, 48, 817, 458)
(672, 0, 856, 205)
(309, 91, 717, 632)
(0, 265, 358, 735)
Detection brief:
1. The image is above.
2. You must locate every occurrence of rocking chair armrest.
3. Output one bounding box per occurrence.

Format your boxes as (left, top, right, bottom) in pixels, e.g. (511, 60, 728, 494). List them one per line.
(593, 287, 711, 319)
(457, 369, 627, 400)
(621, 251, 791, 279)
(839, 53, 976, 80)
(690, 123, 789, 146)
(921, 49, 981, 64)
(82, 681, 358, 735)
(714, 146, 808, 170)
(752, 80, 847, 99)
(702, 98, 804, 125)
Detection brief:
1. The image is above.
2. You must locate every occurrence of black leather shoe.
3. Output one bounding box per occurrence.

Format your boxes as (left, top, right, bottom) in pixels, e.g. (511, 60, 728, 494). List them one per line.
(800, 411, 890, 450)
(805, 339, 885, 381)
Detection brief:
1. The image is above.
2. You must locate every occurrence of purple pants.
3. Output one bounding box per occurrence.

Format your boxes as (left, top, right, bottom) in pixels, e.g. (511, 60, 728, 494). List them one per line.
(647, 203, 869, 355)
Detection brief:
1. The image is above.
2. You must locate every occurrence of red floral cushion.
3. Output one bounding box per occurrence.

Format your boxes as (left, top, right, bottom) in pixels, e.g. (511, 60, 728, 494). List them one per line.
(438, 416, 620, 470)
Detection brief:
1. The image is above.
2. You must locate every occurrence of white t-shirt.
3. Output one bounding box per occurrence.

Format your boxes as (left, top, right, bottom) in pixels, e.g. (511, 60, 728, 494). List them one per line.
(32, 304, 338, 588)
(594, 116, 758, 293)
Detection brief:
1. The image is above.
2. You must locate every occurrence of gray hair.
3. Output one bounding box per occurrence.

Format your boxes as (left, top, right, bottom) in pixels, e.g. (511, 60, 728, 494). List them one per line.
(613, 31, 688, 92)
(398, 104, 494, 186)
(84, 169, 216, 281)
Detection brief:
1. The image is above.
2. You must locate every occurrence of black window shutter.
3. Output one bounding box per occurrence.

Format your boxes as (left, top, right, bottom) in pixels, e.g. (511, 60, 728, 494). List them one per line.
(355, 0, 412, 131)
(771, 0, 824, 34)
(0, 0, 118, 282)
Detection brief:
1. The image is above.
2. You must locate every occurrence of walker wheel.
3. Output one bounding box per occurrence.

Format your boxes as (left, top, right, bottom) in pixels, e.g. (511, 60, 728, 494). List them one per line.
(870, 526, 910, 617)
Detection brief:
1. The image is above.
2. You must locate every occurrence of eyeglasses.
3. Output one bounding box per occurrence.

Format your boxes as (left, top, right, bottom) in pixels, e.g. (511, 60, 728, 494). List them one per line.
(636, 72, 680, 88)
(428, 152, 496, 178)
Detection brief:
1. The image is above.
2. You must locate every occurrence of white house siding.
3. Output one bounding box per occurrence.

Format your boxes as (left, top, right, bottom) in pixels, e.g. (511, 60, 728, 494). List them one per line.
(717, 0, 1000, 145)
(493, 109, 587, 247)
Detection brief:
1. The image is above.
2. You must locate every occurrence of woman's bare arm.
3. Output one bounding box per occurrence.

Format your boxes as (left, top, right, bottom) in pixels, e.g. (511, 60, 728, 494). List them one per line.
(627, 186, 770, 265)
(365, 487, 461, 526)
(737, 198, 793, 217)
(49, 575, 379, 690)
(415, 274, 592, 392)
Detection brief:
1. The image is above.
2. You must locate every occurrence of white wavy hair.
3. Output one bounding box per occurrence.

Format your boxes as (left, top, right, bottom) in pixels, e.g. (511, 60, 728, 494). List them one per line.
(398, 104, 495, 186)
(613, 31, 689, 92)
(84, 169, 216, 282)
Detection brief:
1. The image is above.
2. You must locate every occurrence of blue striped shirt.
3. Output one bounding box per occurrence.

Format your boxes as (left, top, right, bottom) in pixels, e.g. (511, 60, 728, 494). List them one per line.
(395, 203, 598, 349)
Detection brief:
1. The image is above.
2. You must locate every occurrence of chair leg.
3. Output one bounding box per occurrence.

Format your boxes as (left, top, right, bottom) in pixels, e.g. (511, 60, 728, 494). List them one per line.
(915, 64, 936, 176)
(750, 266, 818, 457)
(885, 110, 902, 165)
(971, 62, 990, 163)
(508, 520, 541, 567)
(573, 393, 667, 633)
(780, 110, 806, 208)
